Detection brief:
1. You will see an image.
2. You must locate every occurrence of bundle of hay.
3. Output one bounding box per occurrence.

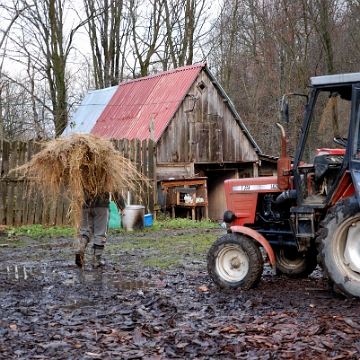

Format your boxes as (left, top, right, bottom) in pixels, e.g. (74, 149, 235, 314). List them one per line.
(17, 133, 150, 230)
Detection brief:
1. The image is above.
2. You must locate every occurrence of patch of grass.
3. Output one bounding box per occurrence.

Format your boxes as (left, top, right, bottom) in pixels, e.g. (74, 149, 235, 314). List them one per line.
(110, 217, 222, 234)
(145, 257, 175, 268)
(6, 225, 75, 239)
(5, 218, 220, 239)
(152, 218, 221, 230)
(108, 231, 220, 270)
(0, 239, 28, 248)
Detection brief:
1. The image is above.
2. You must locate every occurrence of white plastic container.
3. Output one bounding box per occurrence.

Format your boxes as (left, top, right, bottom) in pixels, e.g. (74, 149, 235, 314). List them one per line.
(122, 205, 145, 231)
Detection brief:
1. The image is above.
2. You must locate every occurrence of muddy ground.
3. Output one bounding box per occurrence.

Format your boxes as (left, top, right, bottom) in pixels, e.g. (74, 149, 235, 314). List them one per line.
(0, 228, 359, 360)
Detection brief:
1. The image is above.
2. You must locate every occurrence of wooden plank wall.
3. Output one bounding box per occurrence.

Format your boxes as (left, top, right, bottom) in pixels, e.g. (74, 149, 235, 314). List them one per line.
(0, 139, 156, 226)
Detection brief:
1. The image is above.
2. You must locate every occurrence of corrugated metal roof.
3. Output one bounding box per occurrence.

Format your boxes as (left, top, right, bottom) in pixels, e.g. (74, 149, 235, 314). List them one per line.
(62, 86, 118, 136)
(91, 64, 205, 142)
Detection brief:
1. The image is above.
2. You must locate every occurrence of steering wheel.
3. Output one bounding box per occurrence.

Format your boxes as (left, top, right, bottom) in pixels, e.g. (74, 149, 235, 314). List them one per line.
(333, 136, 347, 147)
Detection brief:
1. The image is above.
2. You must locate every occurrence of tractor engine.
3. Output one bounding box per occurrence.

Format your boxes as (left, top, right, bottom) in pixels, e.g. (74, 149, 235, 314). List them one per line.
(256, 193, 291, 229)
(222, 176, 296, 249)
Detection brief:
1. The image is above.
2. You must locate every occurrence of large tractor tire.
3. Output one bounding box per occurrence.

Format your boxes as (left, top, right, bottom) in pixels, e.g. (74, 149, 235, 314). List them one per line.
(207, 233, 264, 290)
(274, 246, 318, 278)
(316, 195, 360, 298)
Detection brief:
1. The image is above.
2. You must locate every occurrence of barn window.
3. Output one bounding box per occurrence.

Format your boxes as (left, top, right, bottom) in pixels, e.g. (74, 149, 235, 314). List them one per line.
(197, 81, 207, 92)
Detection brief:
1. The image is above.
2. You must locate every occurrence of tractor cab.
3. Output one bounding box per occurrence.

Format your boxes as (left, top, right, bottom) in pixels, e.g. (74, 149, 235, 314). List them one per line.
(279, 73, 360, 211)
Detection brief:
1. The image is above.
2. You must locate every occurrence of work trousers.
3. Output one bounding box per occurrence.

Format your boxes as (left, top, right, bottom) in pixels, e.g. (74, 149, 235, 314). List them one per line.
(79, 206, 110, 246)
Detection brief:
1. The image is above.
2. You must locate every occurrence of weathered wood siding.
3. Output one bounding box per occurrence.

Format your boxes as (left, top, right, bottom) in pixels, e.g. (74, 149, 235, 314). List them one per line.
(0, 139, 155, 226)
(156, 69, 259, 165)
(156, 162, 195, 181)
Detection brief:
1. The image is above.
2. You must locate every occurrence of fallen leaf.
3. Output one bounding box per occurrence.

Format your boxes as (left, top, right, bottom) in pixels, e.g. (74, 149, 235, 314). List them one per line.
(133, 328, 147, 345)
(198, 285, 208, 292)
(85, 352, 102, 357)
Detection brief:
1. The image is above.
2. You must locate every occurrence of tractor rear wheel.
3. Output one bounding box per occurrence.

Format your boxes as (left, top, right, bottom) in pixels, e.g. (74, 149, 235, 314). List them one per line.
(275, 246, 318, 278)
(317, 196, 360, 298)
(207, 233, 263, 290)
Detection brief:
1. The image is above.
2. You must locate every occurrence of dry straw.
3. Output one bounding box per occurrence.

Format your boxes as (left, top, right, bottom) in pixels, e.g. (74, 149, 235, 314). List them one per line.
(17, 133, 150, 231)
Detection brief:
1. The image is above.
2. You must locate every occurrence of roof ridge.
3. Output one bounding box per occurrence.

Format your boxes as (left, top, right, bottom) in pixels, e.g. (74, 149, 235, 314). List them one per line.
(120, 63, 206, 86)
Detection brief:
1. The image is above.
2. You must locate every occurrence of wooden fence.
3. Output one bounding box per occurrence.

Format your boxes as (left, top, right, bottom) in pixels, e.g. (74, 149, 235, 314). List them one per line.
(0, 138, 156, 226)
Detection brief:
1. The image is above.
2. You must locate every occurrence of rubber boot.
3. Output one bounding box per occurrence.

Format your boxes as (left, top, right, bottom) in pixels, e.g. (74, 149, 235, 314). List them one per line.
(75, 236, 89, 267)
(92, 244, 105, 269)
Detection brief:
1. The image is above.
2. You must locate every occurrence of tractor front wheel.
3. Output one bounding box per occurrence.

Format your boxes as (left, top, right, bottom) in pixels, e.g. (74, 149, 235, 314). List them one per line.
(317, 196, 360, 298)
(207, 233, 264, 290)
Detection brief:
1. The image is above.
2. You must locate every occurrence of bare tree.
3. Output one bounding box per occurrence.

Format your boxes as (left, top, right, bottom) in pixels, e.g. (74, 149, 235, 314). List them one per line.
(0, 0, 30, 140)
(206, 0, 347, 155)
(340, 0, 360, 72)
(0, 74, 52, 141)
(4, 0, 85, 137)
(83, 0, 131, 88)
(160, 0, 212, 70)
(129, 0, 165, 77)
(309, 0, 337, 74)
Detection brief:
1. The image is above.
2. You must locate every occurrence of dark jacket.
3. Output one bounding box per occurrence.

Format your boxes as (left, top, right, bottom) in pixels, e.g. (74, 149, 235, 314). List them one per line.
(84, 192, 126, 209)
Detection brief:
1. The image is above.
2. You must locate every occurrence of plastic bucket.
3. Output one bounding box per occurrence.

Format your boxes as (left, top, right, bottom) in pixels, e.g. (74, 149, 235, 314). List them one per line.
(144, 214, 153, 227)
(108, 201, 122, 228)
(122, 205, 145, 231)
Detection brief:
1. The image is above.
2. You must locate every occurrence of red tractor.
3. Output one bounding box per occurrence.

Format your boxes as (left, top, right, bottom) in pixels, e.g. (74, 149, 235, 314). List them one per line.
(207, 73, 360, 299)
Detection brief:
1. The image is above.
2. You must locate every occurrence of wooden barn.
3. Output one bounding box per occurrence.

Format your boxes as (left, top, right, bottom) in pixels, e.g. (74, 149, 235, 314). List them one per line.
(63, 63, 276, 220)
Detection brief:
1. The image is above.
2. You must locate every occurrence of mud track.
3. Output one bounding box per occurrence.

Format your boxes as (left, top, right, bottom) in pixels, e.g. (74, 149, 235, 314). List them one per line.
(0, 228, 359, 359)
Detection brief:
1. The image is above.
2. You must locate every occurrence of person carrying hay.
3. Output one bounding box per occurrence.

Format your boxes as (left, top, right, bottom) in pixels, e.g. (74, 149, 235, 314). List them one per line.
(76, 191, 126, 268)
(16, 133, 150, 269)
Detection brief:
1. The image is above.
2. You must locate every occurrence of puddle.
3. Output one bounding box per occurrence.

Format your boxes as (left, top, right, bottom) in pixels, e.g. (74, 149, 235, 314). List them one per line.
(33, 243, 74, 249)
(0, 264, 159, 290)
(61, 299, 96, 310)
(110, 279, 157, 290)
(0, 264, 49, 280)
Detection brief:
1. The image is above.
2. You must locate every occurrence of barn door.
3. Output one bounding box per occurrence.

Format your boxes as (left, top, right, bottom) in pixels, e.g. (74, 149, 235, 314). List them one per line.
(195, 116, 223, 163)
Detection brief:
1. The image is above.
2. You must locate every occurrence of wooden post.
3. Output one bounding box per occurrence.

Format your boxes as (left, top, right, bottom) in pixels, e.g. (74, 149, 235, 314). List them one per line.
(149, 118, 156, 214)
(253, 162, 259, 177)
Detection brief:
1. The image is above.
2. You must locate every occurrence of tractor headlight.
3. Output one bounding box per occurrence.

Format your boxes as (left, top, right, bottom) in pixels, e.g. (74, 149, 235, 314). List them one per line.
(223, 210, 236, 223)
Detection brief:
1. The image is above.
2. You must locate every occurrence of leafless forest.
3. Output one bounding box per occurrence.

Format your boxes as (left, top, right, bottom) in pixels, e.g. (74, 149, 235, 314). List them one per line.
(1, 0, 359, 156)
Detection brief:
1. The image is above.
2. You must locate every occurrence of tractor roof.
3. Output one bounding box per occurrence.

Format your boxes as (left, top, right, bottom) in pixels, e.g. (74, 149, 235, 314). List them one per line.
(311, 73, 360, 86)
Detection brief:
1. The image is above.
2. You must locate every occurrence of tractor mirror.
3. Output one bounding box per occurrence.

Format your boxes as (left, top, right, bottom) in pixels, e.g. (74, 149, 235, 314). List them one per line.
(284, 102, 289, 123)
(280, 95, 290, 123)
(280, 92, 309, 124)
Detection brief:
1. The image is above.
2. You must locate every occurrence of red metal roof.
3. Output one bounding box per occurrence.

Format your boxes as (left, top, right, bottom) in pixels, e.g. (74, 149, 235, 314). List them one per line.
(91, 63, 205, 142)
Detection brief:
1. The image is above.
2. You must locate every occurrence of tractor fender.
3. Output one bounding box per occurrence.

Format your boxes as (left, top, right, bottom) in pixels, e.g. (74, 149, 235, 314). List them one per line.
(230, 225, 276, 274)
